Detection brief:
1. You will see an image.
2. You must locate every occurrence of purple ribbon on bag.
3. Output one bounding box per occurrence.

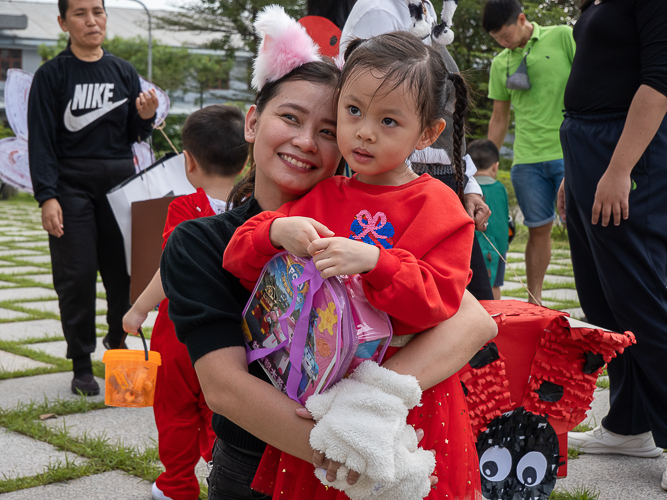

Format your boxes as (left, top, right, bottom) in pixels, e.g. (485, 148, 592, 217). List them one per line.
(283, 260, 324, 401)
(245, 259, 324, 402)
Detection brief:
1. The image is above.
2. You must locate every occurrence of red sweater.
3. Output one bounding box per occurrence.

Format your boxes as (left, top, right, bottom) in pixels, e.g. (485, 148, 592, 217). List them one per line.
(155, 188, 216, 343)
(162, 188, 216, 247)
(223, 174, 474, 336)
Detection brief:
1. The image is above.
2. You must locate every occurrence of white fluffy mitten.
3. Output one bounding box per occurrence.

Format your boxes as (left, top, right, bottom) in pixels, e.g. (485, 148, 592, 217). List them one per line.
(306, 361, 436, 499)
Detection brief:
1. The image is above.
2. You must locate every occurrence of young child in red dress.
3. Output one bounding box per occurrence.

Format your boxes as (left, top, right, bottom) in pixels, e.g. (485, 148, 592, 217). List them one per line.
(123, 105, 248, 500)
(223, 28, 482, 500)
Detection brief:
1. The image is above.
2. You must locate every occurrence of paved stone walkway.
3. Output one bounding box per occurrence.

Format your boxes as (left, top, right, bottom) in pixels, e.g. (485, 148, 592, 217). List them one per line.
(0, 198, 662, 499)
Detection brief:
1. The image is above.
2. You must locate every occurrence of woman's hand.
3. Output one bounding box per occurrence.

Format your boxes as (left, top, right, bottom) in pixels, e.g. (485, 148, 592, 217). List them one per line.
(308, 237, 380, 279)
(591, 168, 631, 226)
(557, 179, 566, 223)
(123, 306, 148, 336)
(41, 198, 64, 237)
(136, 88, 159, 120)
(269, 217, 334, 257)
(296, 408, 438, 487)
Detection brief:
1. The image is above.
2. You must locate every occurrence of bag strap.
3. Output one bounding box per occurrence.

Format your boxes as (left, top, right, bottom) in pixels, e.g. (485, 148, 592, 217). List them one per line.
(285, 260, 325, 401)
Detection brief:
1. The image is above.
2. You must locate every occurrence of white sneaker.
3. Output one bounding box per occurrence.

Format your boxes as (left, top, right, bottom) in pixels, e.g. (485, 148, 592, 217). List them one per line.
(661, 468, 667, 491)
(568, 425, 664, 458)
(151, 482, 174, 500)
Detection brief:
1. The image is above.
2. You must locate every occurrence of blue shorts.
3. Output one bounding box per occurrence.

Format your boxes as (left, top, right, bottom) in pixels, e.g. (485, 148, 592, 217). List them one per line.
(494, 257, 506, 287)
(511, 159, 564, 228)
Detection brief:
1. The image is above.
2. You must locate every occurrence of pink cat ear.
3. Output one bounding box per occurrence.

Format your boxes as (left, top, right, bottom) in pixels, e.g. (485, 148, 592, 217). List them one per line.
(252, 5, 322, 91)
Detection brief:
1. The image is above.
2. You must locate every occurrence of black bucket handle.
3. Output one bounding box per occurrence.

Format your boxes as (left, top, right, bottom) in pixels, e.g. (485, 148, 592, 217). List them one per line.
(119, 329, 150, 361)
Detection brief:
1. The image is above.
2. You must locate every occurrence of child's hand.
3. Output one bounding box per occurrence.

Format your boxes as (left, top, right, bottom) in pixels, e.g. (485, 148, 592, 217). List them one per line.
(123, 307, 148, 336)
(270, 217, 334, 257)
(308, 237, 380, 278)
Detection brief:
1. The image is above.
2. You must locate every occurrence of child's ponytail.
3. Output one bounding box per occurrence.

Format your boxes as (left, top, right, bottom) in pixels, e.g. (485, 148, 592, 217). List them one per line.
(448, 72, 469, 206)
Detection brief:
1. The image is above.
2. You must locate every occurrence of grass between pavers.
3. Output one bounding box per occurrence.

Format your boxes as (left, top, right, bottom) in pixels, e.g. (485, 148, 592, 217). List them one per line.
(0, 300, 60, 325)
(550, 485, 600, 500)
(0, 275, 54, 290)
(0, 397, 209, 498)
(0, 396, 182, 495)
(595, 378, 610, 390)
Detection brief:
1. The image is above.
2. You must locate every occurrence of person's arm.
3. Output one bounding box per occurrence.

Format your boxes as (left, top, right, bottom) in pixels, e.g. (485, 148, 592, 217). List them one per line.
(28, 66, 66, 237)
(592, 1, 667, 226)
(302, 289, 497, 478)
(307, 208, 474, 331)
(162, 215, 329, 462)
(381, 290, 497, 390)
(123, 269, 165, 335)
(463, 157, 491, 229)
(195, 346, 317, 461)
(488, 99, 511, 152)
(222, 208, 333, 288)
(592, 85, 667, 226)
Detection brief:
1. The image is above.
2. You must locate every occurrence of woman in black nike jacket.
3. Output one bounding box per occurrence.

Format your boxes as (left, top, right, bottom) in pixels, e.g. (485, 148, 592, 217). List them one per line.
(27, 0, 157, 395)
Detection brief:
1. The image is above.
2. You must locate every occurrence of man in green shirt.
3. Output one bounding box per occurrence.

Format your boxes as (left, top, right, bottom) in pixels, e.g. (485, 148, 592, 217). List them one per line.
(483, 0, 575, 305)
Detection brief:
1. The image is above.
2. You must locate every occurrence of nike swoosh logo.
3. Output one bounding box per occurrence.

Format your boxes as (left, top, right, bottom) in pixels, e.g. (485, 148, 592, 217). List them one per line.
(64, 98, 128, 132)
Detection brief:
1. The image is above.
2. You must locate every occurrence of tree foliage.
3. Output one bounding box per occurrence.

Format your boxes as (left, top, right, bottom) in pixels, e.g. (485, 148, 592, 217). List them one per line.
(155, 0, 307, 54)
(38, 34, 232, 97)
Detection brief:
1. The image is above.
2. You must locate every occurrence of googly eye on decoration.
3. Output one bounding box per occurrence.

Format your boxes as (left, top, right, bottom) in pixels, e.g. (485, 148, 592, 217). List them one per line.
(516, 451, 548, 487)
(479, 446, 512, 482)
(476, 407, 561, 500)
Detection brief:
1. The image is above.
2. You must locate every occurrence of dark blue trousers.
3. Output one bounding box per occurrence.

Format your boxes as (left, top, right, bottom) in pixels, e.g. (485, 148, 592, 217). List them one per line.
(560, 112, 667, 447)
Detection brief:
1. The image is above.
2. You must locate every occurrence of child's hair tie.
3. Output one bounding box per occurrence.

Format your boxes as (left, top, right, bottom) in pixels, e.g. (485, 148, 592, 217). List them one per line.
(251, 4, 322, 91)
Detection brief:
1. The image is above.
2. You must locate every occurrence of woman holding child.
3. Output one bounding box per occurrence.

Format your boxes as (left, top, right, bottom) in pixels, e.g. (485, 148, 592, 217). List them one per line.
(161, 7, 495, 500)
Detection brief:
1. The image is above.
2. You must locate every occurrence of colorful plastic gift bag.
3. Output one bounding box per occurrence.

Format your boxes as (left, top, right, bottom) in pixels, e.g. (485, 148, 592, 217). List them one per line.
(103, 330, 161, 407)
(242, 252, 392, 405)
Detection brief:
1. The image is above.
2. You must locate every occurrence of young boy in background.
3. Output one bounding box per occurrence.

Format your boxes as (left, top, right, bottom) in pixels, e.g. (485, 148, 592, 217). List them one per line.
(123, 105, 248, 500)
(469, 140, 510, 300)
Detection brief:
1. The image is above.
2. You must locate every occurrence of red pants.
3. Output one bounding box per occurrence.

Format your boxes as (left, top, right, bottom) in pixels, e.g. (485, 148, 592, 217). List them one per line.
(152, 308, 216, 500)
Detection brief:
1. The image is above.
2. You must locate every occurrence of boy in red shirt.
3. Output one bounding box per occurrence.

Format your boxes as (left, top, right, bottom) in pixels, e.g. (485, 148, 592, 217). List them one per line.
(123, 105, 248, 500)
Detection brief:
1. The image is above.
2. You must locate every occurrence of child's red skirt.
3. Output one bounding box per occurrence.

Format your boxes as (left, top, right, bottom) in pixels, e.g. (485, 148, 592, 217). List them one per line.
(251, 365, 482, 500)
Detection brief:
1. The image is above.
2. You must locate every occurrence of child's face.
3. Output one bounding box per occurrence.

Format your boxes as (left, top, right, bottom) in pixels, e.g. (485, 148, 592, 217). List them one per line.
(247, 80, 341, 205)
(337, 70, 440, 185)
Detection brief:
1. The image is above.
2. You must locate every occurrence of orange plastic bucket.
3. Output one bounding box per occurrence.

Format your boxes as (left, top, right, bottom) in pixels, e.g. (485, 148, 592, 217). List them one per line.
(102, 336, 161, 407)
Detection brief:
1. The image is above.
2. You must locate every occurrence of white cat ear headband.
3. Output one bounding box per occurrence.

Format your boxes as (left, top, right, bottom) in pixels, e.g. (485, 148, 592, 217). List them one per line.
(251, 5, 322, 91)
(404, 0, 459, 46)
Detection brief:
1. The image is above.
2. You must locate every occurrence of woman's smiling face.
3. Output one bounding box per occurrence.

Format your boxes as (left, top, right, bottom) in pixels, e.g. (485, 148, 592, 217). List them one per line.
(247, 79, 342, 210)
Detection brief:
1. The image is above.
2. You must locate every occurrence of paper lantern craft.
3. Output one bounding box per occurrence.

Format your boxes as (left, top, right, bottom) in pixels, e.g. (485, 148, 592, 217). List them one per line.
(460, 300, 635, 500)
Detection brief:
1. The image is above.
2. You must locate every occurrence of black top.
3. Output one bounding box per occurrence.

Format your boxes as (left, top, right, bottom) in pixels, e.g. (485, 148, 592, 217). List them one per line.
(564, 0, 667, 113)
(161, 197, 271, 453)
(27, 48, 154, 204)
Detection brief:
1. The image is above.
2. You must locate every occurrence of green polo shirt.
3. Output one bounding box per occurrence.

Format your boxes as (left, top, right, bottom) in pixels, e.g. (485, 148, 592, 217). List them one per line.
(488, 23, 575, 166)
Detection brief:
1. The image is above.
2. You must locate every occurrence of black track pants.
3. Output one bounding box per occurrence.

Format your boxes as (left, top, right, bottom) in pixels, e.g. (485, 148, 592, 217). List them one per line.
(561, 111, 667, 447)
(49, 158, 134, 361)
